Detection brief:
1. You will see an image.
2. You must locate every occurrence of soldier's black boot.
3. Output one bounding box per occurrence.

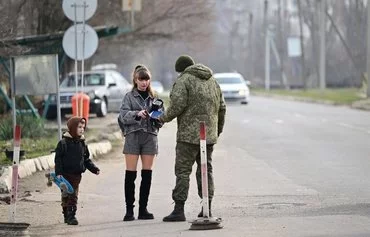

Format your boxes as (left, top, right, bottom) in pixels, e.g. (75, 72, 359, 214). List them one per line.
(67, 206, 78, 225)
(198, 200, 212, 217)
(138, 170, 154, 220)
(123, 170, 137, 221)
(62, 207, 68, 223)
(162, 202, 186, 222)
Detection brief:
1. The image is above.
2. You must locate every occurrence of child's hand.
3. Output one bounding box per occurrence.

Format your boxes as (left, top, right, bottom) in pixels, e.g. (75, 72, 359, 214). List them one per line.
(57, 175, 62, 179)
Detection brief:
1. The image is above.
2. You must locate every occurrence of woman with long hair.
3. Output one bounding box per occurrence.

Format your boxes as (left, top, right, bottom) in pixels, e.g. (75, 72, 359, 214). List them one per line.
(118, 65, 162, 221)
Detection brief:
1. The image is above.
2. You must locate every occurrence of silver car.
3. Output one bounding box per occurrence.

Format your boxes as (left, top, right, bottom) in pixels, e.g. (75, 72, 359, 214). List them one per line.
(45, 70, 131, 119)
(214, 72, 250, 104)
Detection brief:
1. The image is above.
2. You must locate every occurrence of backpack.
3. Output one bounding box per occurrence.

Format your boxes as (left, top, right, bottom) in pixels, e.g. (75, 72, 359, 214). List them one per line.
(60, 138, 86, 156)
(61, 139, 68, 153)
(118, 115, 125, 133)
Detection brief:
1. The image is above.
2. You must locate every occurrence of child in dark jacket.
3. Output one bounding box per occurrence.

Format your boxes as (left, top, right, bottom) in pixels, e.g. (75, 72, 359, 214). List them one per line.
(54, 116, 100, 225)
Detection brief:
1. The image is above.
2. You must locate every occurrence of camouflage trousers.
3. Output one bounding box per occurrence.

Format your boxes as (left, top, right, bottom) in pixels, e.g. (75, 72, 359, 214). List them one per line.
(172, 142, 214, 203)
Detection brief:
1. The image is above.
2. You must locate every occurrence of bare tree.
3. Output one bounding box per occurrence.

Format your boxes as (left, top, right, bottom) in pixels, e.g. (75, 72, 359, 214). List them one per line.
(89, 0, 215, 82)
(0, 0, 26, 58)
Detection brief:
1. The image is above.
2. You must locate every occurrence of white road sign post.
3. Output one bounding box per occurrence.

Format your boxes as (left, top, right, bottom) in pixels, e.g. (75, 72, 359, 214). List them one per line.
(62, 0, 98, 116)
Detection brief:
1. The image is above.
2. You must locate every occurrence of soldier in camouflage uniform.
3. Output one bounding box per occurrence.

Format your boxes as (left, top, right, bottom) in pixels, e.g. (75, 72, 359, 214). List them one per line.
(160, 55, 226, 222)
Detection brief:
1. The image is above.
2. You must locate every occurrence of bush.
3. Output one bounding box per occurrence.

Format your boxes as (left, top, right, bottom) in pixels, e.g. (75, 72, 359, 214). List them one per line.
(0, 97, 7, 114)
(0, 114, 46, 140)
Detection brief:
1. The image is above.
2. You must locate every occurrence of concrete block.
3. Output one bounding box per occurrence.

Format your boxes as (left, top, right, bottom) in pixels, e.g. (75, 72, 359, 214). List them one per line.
(28, 159, 37, 173)
(0, 140, 113, 191)
(38, 156, 50, 170)
(98, 141, 111, 154)
(0, 167, 12, 193)
(46, 154, 54, 169)
(87, 141, 111, 158)
(18, 165, 28, 179)
(23, 163, 32, 177)
(20, 159, 36, 175)
(88, 144, 96, 158)
(34, 158, 42, 171)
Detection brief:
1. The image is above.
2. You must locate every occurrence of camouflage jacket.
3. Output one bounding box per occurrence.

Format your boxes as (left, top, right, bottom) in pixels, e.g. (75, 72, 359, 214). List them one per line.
(161, 64, 226, 144)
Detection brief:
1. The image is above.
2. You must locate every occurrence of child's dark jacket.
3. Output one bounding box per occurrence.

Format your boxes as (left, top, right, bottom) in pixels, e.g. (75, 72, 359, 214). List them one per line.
(54, 132, 99, 176)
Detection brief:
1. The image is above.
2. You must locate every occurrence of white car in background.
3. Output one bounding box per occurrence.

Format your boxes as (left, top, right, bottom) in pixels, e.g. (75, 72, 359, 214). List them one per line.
(151, 81, 164, 94)
(214, 72, 250, 104)
(44, 70, 131, 119)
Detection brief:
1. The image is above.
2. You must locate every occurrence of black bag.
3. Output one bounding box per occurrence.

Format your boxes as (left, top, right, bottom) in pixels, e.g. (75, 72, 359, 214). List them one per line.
(118, 115, 125, 133)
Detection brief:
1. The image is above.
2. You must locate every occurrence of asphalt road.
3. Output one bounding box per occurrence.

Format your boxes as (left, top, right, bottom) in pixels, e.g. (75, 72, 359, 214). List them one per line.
(1, 97, 370, 237)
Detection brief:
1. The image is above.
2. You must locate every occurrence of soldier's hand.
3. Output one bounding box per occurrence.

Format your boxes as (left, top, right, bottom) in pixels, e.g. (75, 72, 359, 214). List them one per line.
(57, 175, 62, 179)
(158, 116, 164, 123)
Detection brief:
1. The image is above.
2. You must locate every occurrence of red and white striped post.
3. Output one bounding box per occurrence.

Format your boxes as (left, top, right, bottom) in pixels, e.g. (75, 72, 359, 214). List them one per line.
(199, 121, 209, 218)
(9, 125, 21, 223)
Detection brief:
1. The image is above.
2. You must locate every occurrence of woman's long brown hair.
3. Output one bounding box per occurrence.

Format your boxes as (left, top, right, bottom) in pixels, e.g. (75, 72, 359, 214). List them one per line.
(132, 65, 155, 97)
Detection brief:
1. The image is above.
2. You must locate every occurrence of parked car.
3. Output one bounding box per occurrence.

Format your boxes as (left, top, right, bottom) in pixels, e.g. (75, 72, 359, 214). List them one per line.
(91, 63, 117, 71)
(213, 72, 250, 104)
(44, 70, 131, 119)
(151, 81, 164, 94)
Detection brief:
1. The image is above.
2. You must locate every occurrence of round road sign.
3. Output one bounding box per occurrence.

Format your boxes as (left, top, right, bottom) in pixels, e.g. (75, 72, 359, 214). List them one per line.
(62, 24, 99, 60)
(62, 0, 98, 22)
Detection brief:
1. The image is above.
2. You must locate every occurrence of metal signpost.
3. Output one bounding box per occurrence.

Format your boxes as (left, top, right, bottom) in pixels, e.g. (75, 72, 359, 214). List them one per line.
(62, 0, 98, 116)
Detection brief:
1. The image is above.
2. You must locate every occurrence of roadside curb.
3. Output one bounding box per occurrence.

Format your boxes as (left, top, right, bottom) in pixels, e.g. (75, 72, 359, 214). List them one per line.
(0, 140, 114, 194)
(252, 92, 370, 111)
(351, 99, 370, 111)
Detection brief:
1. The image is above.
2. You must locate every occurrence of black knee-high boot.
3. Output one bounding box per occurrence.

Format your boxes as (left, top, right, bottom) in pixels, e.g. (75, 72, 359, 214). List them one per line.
(123, 170, 137, 221)
(138, 170, 154, 219)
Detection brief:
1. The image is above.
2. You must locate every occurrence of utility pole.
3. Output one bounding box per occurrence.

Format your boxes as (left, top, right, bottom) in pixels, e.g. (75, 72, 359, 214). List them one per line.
(264, 0, 270, 91)
(131, 0, 135, 30)
(297, 0, 306, 89)
(248, 13, 254, 81)
(319, 0, 326, 90)
(277, 0, 289, 89)
(277, 0, 283, 87)
(367, 0, 370, 97)
(265, 28, 271, 91)
(283, 0, 291, 86)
